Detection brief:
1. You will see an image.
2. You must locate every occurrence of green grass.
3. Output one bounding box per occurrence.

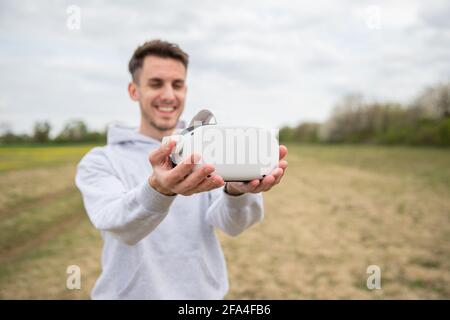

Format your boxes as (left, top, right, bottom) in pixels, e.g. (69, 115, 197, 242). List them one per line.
(0, 191, 83, 253)
(0, 145, 97, 172)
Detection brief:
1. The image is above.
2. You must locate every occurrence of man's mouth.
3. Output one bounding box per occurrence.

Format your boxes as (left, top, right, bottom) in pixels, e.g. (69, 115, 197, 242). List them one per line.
(154, 105, 177, 114)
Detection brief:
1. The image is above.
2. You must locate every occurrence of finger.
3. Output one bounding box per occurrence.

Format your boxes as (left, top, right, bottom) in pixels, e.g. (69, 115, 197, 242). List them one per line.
(271, 167, 283, 177)
(149, 140, 177, 166)
(252, 175, 275, 193)
(278, 160, 288, 170)
(262, 175, 277, 192)
(247, 179, 261, 188)
(270, 168, 283, 183)
(273, 169, 285, 185)
(231, 179, 260, 194)
(245, 179, 261, 192)
(279, 145, 288, 160)
(166, 153, 201, 185)
(175, 164, 215, 193)
(267, 167, 285, 188)
(186, 175, 225, 195)
(241, 179, 260, 188)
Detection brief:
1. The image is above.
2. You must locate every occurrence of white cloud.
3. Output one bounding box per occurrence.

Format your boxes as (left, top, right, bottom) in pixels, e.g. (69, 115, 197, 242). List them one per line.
(0, 0, 449, 135)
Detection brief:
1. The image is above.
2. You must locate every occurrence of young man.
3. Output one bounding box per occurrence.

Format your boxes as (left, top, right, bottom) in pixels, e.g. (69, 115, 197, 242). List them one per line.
(75, 40, 288, 299)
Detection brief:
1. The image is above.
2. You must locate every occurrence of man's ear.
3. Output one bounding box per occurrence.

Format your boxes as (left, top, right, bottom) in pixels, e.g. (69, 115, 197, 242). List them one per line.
(128, 82, 140, 101)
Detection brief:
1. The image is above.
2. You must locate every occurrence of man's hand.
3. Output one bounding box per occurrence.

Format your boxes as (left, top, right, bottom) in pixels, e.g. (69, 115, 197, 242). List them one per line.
(225, 145, 288, 196)
(148, 140, 225, 196)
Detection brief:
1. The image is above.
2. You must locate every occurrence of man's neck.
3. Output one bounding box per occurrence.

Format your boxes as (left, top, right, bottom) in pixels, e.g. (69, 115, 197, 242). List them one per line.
(139, 121, 175, 141)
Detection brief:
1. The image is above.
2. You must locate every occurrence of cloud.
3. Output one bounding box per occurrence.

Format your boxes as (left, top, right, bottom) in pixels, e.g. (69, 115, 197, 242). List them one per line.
(0, 0, 449, 134)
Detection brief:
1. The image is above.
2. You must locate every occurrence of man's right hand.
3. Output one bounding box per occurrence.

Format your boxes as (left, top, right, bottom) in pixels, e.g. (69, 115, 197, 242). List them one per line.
(148, 140, 225, 196)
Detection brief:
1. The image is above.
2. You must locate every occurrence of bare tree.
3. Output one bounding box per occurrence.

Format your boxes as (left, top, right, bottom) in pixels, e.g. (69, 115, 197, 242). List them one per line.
(413, 82, 450, 119)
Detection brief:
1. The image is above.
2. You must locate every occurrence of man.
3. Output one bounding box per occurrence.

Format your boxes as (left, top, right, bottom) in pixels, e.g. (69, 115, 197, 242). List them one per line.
(75, 40, 288, 299)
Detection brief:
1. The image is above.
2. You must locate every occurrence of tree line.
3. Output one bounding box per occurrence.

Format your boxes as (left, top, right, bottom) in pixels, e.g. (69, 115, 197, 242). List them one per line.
(279, 82, 450, 146)
(1, 82, 449, 146)
(0, 120, 106, 145)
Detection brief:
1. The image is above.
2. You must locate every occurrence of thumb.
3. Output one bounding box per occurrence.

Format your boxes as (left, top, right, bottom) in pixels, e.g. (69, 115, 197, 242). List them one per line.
(149, 140, 177, 166)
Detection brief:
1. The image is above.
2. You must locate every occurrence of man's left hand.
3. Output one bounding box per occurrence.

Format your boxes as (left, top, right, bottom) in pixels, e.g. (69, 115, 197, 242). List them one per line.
(225, 145, 288, 196)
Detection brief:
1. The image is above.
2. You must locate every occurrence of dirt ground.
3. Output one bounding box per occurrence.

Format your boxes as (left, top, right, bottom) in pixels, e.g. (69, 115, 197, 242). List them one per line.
(0, 144, 449, 299)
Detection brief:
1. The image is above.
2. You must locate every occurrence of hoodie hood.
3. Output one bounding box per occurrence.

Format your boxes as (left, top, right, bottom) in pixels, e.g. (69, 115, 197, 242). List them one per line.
(106, 123, 183, 145)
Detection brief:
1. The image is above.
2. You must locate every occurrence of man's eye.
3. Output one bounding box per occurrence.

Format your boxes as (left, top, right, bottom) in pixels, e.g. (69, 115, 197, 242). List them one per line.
(149, 83, 162, 88)
(173, 83, 184, 90)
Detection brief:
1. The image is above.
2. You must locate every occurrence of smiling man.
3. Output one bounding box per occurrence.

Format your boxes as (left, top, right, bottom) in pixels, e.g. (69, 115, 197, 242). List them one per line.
(128, 43, 186, 140)
(75, 40, 288, 299)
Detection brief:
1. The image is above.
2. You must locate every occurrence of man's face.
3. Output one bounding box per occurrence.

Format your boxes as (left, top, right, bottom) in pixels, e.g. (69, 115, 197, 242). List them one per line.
(130, 56, 187, 132)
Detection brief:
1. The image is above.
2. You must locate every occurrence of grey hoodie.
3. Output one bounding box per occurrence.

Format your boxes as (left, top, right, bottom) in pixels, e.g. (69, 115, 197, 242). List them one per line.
(75, 124, 264, 299)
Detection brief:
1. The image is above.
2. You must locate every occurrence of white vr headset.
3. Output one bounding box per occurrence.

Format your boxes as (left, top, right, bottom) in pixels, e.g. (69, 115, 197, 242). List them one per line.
(162, 110, 279, 182)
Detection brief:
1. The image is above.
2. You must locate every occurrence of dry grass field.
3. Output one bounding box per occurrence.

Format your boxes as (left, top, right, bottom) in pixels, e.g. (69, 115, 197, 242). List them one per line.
(0, 144, 449, 299)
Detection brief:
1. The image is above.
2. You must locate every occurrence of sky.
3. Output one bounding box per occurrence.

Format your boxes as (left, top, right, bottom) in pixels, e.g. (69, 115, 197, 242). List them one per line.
(0, 0, 449, 135)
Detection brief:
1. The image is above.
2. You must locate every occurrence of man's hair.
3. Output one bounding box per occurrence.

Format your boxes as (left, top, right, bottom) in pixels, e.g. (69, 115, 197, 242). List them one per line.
(128, 39, 189, 83)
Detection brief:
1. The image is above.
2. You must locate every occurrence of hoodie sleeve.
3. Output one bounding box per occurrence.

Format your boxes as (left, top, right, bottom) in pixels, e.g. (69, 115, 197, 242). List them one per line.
(205, 186, 264, 237)
(75, 147, 176, 245)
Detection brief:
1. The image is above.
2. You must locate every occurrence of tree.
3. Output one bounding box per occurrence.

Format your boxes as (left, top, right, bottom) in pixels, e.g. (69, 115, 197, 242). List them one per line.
(292, 122, 320, 142)
(55, 120, 89, 142)
(319, 93, 365, 142)
(33, 121, 51, 143)
(413, 82, 450, 119)
(279, 125, 294, 143)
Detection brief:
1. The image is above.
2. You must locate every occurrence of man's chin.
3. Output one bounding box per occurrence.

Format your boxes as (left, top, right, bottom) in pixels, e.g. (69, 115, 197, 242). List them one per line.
(150, 120, 177, 132)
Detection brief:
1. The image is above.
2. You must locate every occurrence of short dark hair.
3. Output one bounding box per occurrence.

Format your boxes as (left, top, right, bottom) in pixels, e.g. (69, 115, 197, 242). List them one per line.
(128, 39, 189, 83)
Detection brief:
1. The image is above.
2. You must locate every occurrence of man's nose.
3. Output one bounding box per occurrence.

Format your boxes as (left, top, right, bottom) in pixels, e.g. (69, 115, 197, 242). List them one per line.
(160, 84, 176, 101)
